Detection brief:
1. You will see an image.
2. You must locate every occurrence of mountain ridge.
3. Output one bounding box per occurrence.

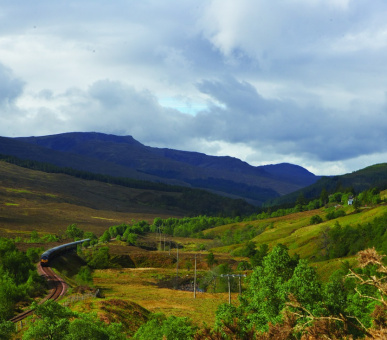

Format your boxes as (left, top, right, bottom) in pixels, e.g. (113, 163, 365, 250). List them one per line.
(0, 132, 320, 205)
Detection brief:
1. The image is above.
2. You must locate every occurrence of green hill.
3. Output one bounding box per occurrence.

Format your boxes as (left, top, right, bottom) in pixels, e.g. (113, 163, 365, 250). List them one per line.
(266, 163, 387, 207)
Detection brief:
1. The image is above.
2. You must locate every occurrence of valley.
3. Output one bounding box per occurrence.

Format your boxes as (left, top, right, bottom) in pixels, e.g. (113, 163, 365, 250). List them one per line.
(1, 156, 387, 338)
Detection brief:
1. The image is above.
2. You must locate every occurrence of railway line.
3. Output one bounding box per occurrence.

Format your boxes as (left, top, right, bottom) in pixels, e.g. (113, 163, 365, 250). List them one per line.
(9, 239, 89, 323)
(9, 263, 68, 323)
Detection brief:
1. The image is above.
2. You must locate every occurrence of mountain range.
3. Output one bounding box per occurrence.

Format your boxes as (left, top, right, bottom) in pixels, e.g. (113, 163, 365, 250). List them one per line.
(0, 132, 319, 206)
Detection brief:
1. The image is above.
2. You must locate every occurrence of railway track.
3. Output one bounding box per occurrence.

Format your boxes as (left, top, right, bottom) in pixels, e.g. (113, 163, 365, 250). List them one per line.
(9, 263, 67, 323)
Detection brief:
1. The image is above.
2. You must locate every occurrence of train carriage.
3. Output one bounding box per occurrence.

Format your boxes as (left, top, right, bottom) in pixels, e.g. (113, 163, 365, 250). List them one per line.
(40, 239, 90, 267)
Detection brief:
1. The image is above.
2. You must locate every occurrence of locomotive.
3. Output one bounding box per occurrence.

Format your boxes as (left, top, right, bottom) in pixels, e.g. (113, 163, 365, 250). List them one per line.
(40, 239, 90, 267)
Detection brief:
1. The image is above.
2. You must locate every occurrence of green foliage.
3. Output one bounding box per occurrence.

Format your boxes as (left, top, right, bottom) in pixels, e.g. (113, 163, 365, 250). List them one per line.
(29, 230, 40, 243)
(0, 274, 25, 320)
(310, 214, 323, 225)
(84, 231, 97, 241)
(41, 234, 60, 243)
(22, 300, 125, 340)
(214, 246, 387, 338)
(250, 243, 269, 267)
(65, 224, 84, 240)
(324, 212, 387, 259)
(26, 247, 44, 263)
(77, 266, 93, 283)
(329, 192, 342, 203)
(0, 320, 15, 339)
(99, 231, 111, 243)
(148, 216, 237, 239)
(238, 241, 257, 258)
(125, 233, 138, 245)
(134, 313, 197, 340)
(199, 264, 236, 293)
(237, 261, 252, 271)
(325, 209, 346, 220)
(23, 300, 74, 340)
(0, 238, 45, 320)
(84, 247, 110, 269)
(357, 187, 381, 206)
(287, 260, 324, 314)
(206, 251, 216, 268)
(66, 314, 125, 340)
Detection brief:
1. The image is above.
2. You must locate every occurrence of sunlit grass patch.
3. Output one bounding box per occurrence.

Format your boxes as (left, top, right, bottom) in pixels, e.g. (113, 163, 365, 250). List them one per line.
(93, 267, 231, 327)
(6, 188, 33, 194)
(311, 256, 358, 281)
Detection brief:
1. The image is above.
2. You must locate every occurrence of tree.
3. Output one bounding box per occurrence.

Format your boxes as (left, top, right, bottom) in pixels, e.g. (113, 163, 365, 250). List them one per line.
(87, 247, 110, 269)
(239, 241, 256, 258)
(134, 313, 197, 340)
(206, 251, 216, 268)
(23, 300, 74, 340)
(66, 314, 125, 340)
(250, 243, 269, 267)
(0, 321, 15, 340)
(77, 266, 93, 283)
(65, 224, 84, 240)
(23, 301, 125, 340)
(125, 233, 138, 246)
(310, 214, 323, 225)
(320, 188, 329, 206)
(99, 231, 111, 243)
(26, 247, 44, 263)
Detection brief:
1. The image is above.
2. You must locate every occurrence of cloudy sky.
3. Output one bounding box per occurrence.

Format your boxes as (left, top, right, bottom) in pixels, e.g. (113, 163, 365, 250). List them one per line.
(1, 0, 387, 175)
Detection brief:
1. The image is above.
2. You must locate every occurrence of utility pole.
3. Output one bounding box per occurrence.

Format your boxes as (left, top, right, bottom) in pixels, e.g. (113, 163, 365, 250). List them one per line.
(194, 254, 197, 299)
(220, 274, 231, 304)
(220, 274, 246, 304)
(176, 244, 179, 278)
(159, 227, 162, 251)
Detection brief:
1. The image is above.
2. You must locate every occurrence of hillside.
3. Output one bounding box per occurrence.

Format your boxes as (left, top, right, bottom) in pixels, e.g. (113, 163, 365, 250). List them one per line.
(266, 163, 387, 207)
(0, 161, 255, 237)
(0, 132, 319, 205)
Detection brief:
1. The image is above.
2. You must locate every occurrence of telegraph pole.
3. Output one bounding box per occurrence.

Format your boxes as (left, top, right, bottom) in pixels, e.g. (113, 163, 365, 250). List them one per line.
(220, 274, 246, 304)
(194, 254, 197, 299)
(176, 244, 179, 278)
(159, 227, 162, 251)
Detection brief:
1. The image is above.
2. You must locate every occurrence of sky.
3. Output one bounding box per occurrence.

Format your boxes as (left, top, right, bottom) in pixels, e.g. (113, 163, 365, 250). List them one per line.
(1, 0, 387, 176)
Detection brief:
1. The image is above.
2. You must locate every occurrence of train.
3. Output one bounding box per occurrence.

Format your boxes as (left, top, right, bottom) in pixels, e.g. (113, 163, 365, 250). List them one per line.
(40, 239, 90, 267)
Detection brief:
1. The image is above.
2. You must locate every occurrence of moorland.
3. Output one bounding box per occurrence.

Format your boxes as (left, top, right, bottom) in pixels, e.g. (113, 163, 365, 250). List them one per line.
(1, 145, 387, 338)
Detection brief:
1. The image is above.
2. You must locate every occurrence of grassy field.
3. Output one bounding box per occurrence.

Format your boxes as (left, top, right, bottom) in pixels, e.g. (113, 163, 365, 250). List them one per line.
(207, 203, 387, 260)
(92, 267, 234, 327)
(0, 161, 183, 238)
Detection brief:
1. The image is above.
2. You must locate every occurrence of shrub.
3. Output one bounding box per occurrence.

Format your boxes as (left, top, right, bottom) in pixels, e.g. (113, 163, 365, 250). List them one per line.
(310, 215, 323, 225)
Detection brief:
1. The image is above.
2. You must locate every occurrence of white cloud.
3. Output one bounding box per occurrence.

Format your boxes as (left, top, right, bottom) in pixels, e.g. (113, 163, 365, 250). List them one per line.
(1, 1, 387, 175)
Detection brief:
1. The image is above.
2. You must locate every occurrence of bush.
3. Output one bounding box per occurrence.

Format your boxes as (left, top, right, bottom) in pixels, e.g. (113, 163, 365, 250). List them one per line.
(134, 313, 197, 340)
(310, 215, 323, 225)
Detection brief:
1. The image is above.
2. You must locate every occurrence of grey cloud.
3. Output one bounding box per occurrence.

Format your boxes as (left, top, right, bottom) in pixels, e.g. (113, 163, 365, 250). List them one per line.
(192, 77, 387, 162)
(0, 64, 24, 107)
(1, 1, 387, 175)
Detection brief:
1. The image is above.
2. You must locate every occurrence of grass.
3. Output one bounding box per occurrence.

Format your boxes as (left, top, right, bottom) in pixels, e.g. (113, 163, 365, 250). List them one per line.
(205, 204, 387, 260)
(92, 267, 233, 327)
(0, 162, 183, 238)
